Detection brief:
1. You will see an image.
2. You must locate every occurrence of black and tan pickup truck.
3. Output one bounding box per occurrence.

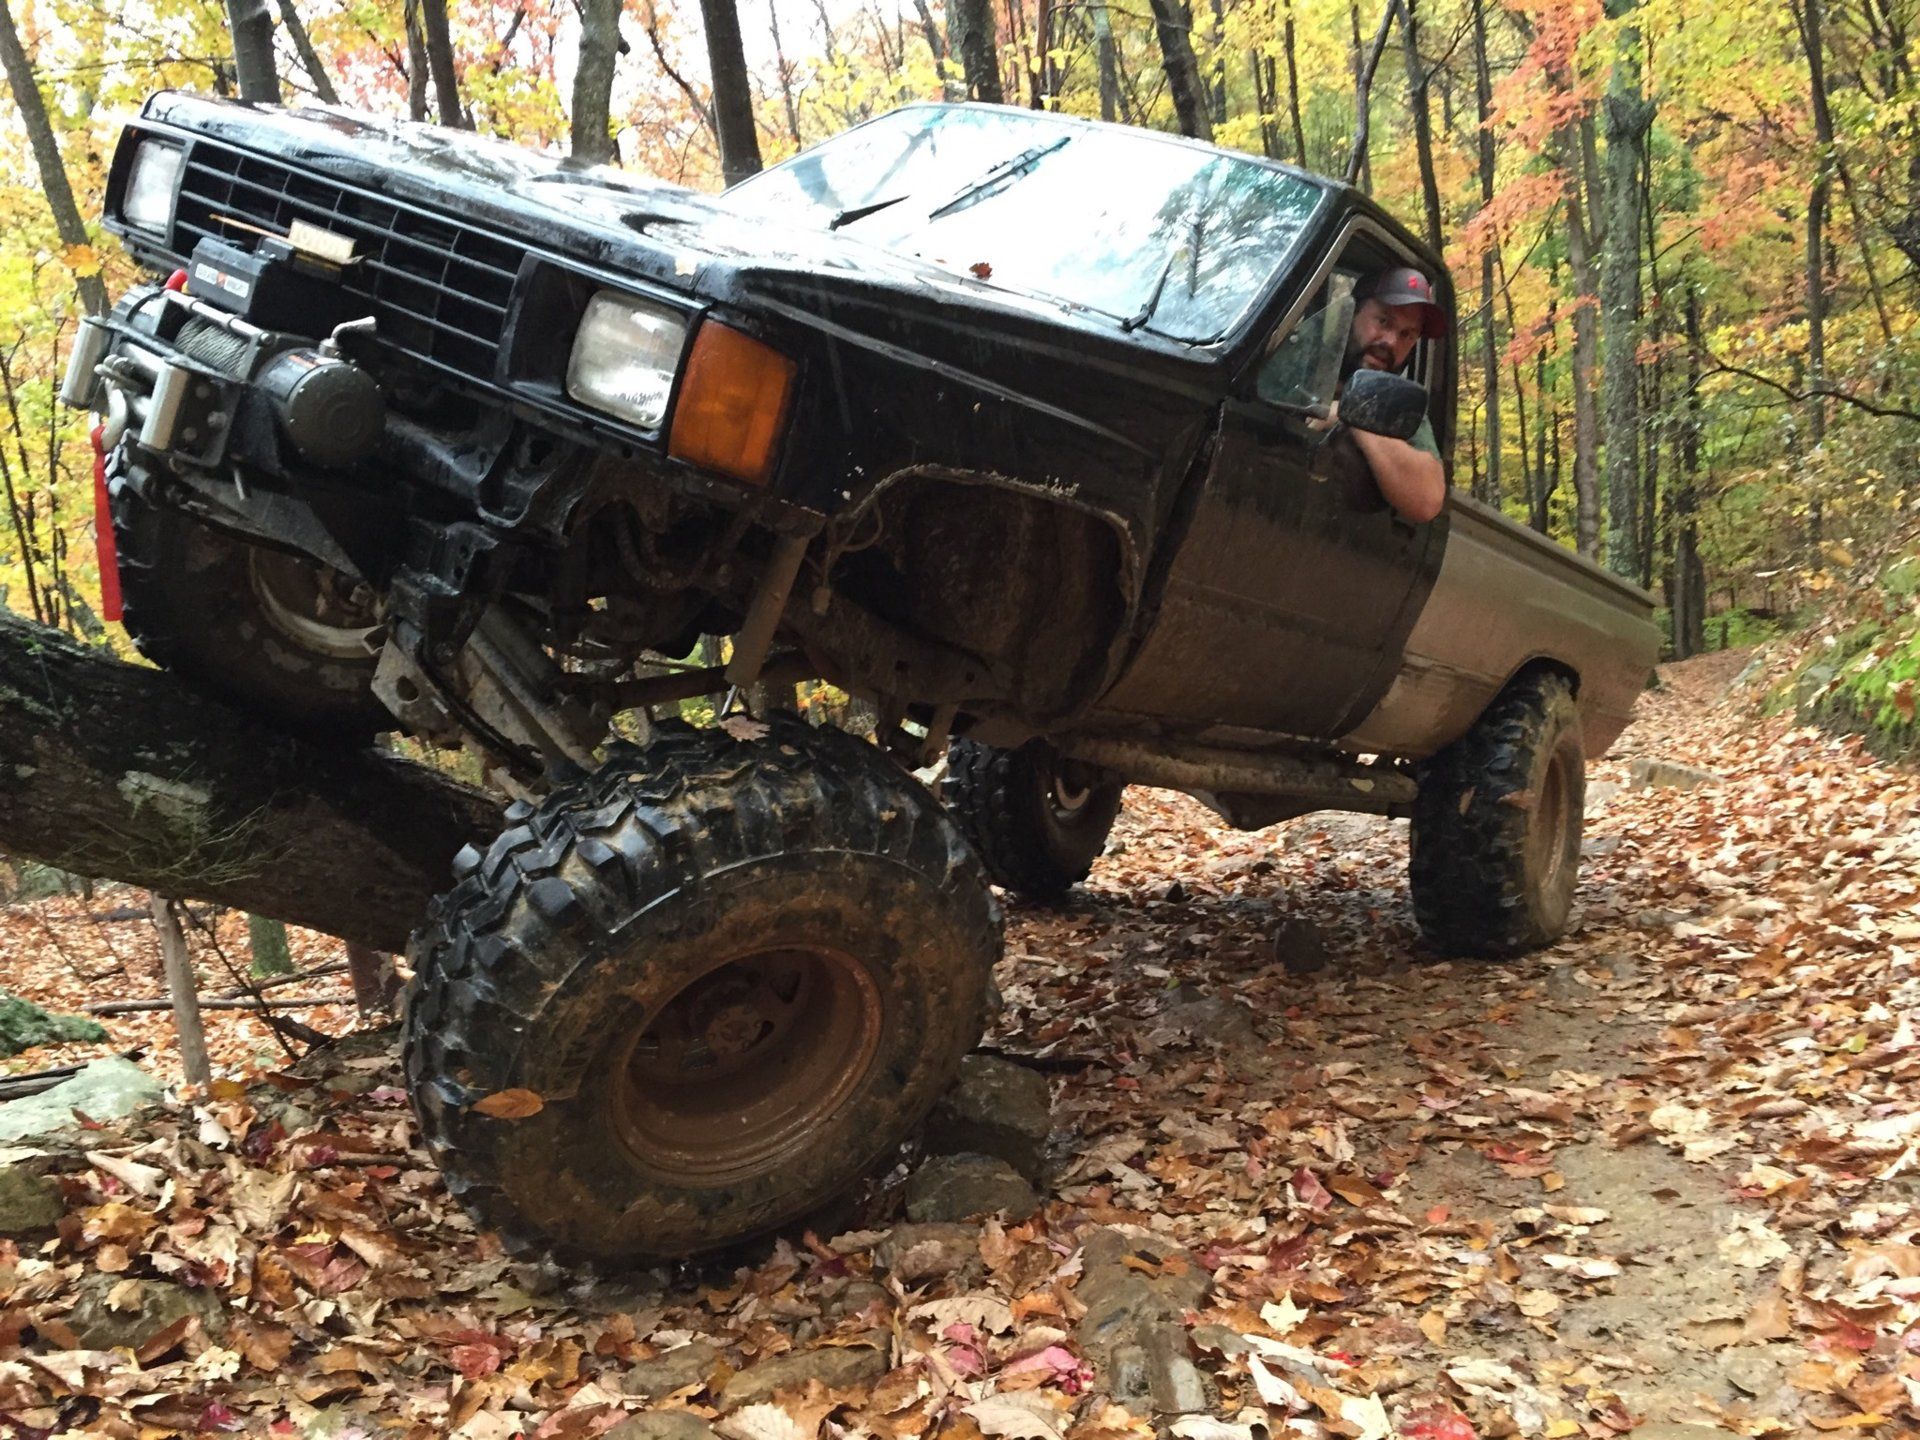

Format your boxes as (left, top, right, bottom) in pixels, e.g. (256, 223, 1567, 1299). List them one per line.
(66, 94, 1659, 1261)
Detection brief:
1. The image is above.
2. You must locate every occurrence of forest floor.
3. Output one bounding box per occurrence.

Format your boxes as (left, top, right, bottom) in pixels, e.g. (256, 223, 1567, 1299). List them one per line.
(4, 648, 1920, 1437)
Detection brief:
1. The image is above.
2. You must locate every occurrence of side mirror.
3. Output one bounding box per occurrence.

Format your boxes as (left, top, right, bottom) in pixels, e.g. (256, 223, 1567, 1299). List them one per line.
(1342, 369, 1428, 441)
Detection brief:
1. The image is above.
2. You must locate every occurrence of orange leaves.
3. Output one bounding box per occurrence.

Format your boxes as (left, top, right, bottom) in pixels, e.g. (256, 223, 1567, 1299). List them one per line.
(472, 1087, 545, 1119)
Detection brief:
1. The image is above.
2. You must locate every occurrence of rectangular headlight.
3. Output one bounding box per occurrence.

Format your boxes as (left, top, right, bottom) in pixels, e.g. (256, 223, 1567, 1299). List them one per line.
(123, 141, 184, 234)
(566, 290, 686, 429)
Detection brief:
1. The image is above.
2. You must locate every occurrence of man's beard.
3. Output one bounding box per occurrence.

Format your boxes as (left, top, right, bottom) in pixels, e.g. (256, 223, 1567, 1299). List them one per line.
(1342, 337, 1401, 380)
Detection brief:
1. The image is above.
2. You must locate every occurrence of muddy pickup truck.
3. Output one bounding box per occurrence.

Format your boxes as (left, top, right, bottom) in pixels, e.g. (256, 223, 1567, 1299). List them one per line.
(68, 94, 1658, 1261)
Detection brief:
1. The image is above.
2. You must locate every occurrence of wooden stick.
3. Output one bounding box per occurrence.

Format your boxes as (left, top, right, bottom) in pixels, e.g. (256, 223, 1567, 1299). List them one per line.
(151, 894, 210, 1087)
(216, 959, 347, 998)
(85, 995, 357, 1015)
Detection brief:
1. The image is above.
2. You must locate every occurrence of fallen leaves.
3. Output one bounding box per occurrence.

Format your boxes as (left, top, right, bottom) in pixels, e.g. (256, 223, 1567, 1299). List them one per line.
(471, 1087, 545, 1119)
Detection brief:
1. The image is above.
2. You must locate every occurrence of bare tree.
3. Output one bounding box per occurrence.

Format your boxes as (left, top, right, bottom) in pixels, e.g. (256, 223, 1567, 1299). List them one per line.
(0, 0, 108, 315)
(1470, 0, 1498, 508)
(1399, 0, 1442, 251)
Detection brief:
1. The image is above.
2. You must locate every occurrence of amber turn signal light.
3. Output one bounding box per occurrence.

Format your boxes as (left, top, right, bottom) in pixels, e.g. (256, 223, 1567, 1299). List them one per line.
(667, 321, 797, 487)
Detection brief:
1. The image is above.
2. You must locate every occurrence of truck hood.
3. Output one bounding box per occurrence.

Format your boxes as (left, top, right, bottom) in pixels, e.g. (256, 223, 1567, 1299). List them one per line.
(139, 94, 1224, 387)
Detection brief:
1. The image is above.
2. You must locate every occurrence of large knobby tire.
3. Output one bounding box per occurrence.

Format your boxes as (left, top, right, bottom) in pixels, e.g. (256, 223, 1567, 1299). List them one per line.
(1409, 670, 1585, 958)
(112, 485, 388, 742)
(945, 738, 1124, 900)
(404, 714, 1002, 1265)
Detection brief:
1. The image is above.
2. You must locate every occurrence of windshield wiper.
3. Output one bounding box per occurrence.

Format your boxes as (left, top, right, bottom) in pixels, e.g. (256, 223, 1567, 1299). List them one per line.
(926, 138, 1072, 222)
(829, 195, 907, 230)
(1123, 217, 1204, 332)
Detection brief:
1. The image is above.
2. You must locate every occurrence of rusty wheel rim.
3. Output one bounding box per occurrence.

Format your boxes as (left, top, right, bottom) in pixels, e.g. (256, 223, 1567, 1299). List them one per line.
(608, 947, 885, 1184)
(248, 548, 382, 661)
(1528, 746, 1576, 904)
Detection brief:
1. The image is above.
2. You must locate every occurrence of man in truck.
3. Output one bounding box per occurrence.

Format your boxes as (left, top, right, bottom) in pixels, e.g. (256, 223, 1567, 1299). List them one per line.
(1340, 266, 1449, 524)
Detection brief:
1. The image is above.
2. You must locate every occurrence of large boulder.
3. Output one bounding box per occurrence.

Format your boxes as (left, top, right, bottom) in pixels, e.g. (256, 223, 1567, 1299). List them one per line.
(0, 1058, 162, 1145)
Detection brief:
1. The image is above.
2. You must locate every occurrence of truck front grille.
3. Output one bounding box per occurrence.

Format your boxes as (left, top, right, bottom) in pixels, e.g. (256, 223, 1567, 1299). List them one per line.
(172, 142, 521, 382)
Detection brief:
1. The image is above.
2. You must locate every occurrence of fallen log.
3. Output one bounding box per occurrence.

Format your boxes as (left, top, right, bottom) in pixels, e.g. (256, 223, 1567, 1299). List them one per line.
(0, 609, 501, 953)
(85, 995, 358, 1014)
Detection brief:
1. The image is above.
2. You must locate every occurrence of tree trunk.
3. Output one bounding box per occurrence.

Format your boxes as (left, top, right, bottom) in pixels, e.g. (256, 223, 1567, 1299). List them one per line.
(345, 943, 399, 1012)
(1400, 0, 1443, 251)
(0, 609, 500, 955)
(950, 0, 1004, 103)
(1793, 0, 1834, 561)
(1346, 0, 1397, 187)
(418, 0, 467, 126)
(1472, 0, 1500, 511)
(699, 0, 763, 185)
(0, 0, 109, 316)
(1148, 0, 1214, 141)
(1599, 0, 1651, 579)
(1093, 0, 1120, 120)
(275, 0, 340, 103)
(1564, 132, 1602, 560)
(1283, 3, 1307, 165)
(404, 0, 430, 122)
(153, 895, 211, 1087)
(1669, 281, 1707, 658)
(913, 0, 961, 104)
(571, 0, 622, 164)
(224, 0, 281, 102)
(248, 914, 294, 977)
(1206, 0, 1228, 126)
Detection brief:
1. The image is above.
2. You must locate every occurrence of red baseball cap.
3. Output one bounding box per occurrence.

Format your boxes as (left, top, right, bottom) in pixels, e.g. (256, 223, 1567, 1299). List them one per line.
(1358, 266, 1446, 338)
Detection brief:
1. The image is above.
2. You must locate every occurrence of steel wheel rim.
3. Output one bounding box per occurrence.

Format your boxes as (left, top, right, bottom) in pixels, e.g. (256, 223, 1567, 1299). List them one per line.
(248, 548, 382, 661)
(1529, 747, 1576, 902)
(608, 946, 885, 1184)
(1050, 774, 1093, 819)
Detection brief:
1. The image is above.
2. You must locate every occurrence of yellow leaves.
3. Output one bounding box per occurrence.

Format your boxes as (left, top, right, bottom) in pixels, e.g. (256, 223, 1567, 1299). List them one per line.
(472, 1087, 544, 1119)
(61, 243, 101, 278)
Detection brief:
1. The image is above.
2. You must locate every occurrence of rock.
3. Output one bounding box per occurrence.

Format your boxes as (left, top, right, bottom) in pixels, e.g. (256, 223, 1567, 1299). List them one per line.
(1584, 779, 1625, 815)
(0, 1163, 62, 1234)
(0, 992, 107, 1058)
(924, 1055, 1052, 1180)
(0, 1059, 163, 1144)
(1271, 919, 1334, 977)
(1144, 1325, 1213, 1414)
(1153, 988, 1258, 1050)
(621, 1338, 722, 1398)
(716, 1332, 889, 1411)
(903, 1153, 1038, 1223)
(1074, 1228, 1210, 1395)
(824, 1278, 891, 1320)
(874, 1222, 981, 1284)
(605, 1413, 721, 1440)
(1629, 757, 1725, 791)
(66, 1272, 226, 1351)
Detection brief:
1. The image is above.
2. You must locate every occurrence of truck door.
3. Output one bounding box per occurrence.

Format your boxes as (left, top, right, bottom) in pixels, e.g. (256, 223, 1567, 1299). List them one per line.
(1102, 218, 1452, 740)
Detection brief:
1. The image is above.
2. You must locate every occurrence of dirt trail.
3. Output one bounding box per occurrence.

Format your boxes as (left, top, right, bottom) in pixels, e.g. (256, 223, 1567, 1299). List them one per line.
(6, 649, 1919, 1436)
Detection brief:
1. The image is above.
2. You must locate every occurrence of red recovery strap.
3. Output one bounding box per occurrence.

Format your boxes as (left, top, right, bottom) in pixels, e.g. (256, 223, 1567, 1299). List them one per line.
(90, 423, 123, 622)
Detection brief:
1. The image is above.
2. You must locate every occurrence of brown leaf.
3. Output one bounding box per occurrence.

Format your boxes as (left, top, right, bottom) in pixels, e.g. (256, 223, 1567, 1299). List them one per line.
(473, 1088, 545, 1119)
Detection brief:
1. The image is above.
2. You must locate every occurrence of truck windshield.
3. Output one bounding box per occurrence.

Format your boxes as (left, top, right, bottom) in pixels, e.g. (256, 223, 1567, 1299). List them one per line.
(723, 107, 1324, 344)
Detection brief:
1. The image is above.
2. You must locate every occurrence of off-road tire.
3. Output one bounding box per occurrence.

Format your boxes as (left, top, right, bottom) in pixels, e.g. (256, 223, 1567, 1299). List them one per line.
(945, 738, 1123, 900)
(112, 485, 387, 742)
(404, 713, 1002, 1265)
(1409, 670, 1585, 958)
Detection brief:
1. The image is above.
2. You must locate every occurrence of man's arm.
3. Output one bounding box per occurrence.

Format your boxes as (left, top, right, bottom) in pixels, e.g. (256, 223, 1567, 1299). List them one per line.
(1350, 429, 1446, 523)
